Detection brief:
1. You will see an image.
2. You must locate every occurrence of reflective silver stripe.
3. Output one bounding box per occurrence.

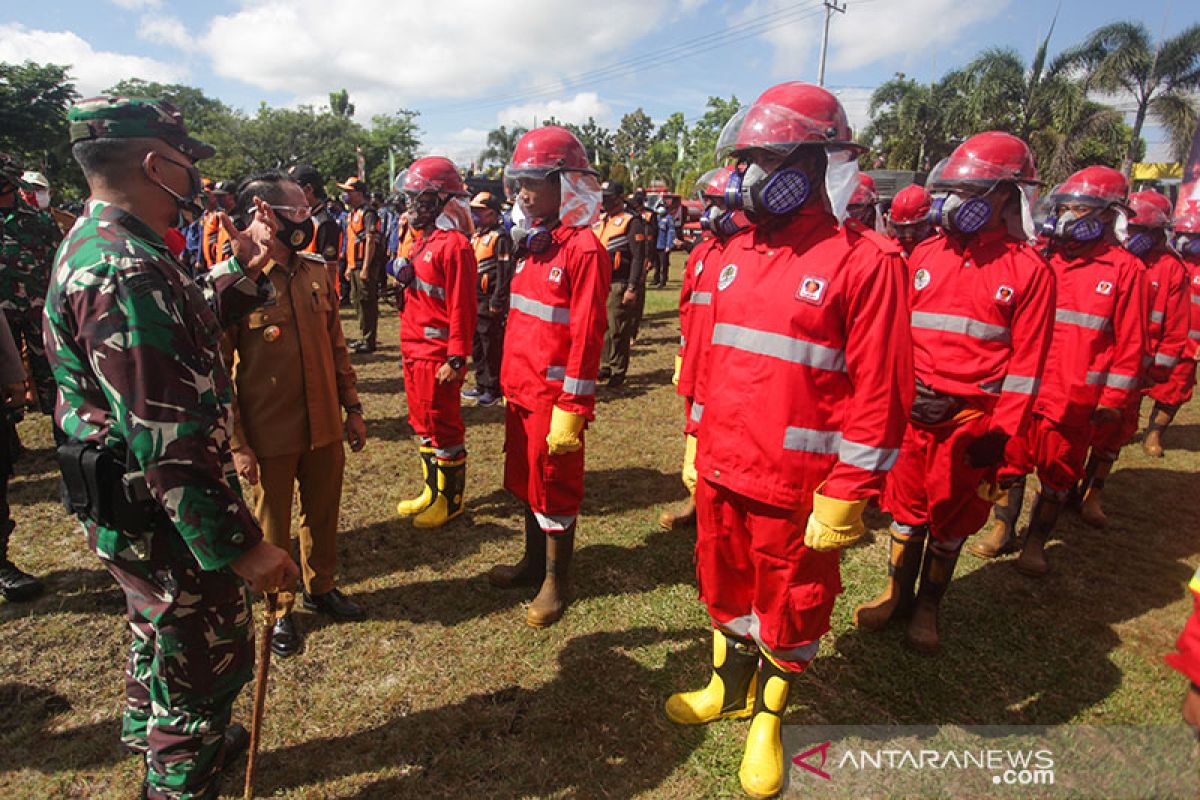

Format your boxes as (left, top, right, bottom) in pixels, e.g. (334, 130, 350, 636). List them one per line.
(1086, 371, 1138, 389)
(1190, 329, 1200, 340)
(765, 639, 821, 664)
(690, 402, 704, 423)
(680, 335, 686, 346)
(412, 277, 445, 300)
(911, 311, 1010, 343)
(1192, 294, 1200, 305)
(1150, 310, 1166, 324)
(719, 614, 755, 639)
(690, 291, 713, 306)
(424, 326, 448, 339)
(711, 323, 846, 372)
(1001, 374, 1040, 395)
(783, 427, 841, 455)
(546, 365, 566, 381)
(511, 293, 570, 324)
(839, 438, 900, 471)
(605, 235, 629, 251)
(1056, 308, 1112, 331)
(1155, 352, 1180, 368)
(563, 376, 596, 396)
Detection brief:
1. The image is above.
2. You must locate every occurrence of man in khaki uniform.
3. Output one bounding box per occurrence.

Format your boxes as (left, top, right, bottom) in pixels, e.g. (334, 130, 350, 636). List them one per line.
(225, 171, 368, 657)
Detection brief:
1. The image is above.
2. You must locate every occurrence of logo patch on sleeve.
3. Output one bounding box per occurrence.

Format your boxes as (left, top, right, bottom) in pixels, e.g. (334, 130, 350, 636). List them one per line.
(796, 275, 828, 305)
(717, 263, 738, 291)
(1095, 280, 1114, 295)
(548, 266, 564, 284)
(995, 285, 1015, 305)
(695, 259, 705, 276)
(914, 268, 931, 291)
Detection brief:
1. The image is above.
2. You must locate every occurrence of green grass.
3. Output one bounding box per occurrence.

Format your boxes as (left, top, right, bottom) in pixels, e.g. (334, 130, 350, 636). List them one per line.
(2, 250, 1198, 798)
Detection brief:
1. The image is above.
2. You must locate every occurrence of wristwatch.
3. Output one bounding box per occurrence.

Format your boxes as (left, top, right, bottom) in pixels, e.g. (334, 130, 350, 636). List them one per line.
(345, 403, 364, 417)
(447, 356, 466, 371)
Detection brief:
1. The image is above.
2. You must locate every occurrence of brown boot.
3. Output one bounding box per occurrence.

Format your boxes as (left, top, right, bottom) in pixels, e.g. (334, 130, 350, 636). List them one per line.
(488, 509, 546, 589)
(1142, 403, 1175, 458)
(1077, 453, 1113, 529)
(658, 497, 697, 531)
(968, 481, 1024, 559)
(527, 526, 575, 627)
(854, 528, 925, 630)
(1015, 493, 1060, 577)
(905, 545, 960, 655)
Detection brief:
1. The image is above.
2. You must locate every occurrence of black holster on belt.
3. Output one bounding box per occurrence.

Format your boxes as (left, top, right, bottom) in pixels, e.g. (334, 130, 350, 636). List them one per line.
(910, 379, 966, 426)
(56, 440, 163, 534)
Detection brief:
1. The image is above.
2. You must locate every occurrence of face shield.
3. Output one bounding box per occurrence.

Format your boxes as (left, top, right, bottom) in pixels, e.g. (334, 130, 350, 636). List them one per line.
(927, 157, 1038, 241)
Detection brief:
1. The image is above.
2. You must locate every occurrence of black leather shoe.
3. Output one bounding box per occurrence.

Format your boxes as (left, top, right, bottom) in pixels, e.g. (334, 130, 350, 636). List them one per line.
(270, 613, 302, 658)
(301, 588, 366, 621)
(220, 722, 250, 769)
(350, 341, 375, 354)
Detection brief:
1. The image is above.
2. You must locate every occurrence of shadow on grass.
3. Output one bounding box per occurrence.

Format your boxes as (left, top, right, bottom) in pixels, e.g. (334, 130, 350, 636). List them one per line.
(0, 567, 123, 621)
(253, 627, 707, 799)
(0, 684, 127, 772)
(812, 466, 1199, 728)
(1155, 423, 1200, 454)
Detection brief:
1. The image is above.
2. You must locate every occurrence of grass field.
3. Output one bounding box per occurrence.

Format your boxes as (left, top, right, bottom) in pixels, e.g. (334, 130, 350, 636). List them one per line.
(2, 250, 1198, 798)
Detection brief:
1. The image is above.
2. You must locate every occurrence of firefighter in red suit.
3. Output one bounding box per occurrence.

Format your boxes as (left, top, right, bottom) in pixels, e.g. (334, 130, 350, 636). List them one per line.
(663, 82, 913, 799)
(1142, 206, 1200, 457)
(658, 165, 748, 531)
(981, 166, 1146, 576)
(886, 183, 935, 256)
(846, 171, 879, 229)
(1167, 566, 1200, 734)
(859, 132, 1055, 655)
(486, 126, 611, 629)
(391, 156, 478, 528)
(1075, 190, 1188, 525)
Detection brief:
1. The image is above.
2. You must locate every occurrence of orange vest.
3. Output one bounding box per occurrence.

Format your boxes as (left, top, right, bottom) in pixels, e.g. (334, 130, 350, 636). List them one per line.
(592, 211, 634, 273)
(396, 220, 420, 262)
(201, 212, 222, 268)
(346, 207, 377, 269)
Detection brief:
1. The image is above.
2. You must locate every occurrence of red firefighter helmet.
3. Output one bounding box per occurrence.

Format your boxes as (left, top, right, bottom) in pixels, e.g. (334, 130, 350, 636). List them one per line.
(848, 172, 878, 206)
(928, 131, 1038, 192)
(506, 125, 596, 179)
(1045, 165, 1128, 210)
(397, 156, 467, 196)
(889, 184, 932, 224)
(694, 166, 736, 199)
(716, 81, 863, 158)
(1127, 190, 1173, 228)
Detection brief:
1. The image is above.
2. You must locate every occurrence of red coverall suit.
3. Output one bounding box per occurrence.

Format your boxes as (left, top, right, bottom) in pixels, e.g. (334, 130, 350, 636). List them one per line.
(1000, 240, 1147, 494)
(1149, 256, 1200, 407)
(501, 225, 611, 530)
(678, 233, 723, 427)
(1091, 245, 1188, 455)
(1167, 566, 1200, 687)
(883, 228, 1054, 548)
(400, 228, 478, 457)
(692, 209, 913, 670)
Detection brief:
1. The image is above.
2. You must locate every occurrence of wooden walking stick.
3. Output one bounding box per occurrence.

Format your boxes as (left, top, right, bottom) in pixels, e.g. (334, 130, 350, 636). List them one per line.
(243, 592, 278, 800)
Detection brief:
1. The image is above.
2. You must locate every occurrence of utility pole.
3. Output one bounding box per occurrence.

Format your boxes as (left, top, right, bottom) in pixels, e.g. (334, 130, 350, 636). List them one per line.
(817, 0, 847, 87)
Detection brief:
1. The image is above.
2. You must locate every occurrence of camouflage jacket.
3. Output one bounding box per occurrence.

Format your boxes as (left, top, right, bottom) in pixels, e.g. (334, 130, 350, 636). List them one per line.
(0, 199, 61, 314)
(44, 199, 270, 570)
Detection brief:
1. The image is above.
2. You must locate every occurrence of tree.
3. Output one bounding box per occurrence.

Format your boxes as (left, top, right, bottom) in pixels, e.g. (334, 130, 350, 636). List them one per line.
(1060, 21, 1200, 172)
(363, 110, 421, 192)
(614, 108, 654, 182)
(479, 124, 528, 171)
(329, 89, 355, 118)
(860, 74, 955, 171)
(1, 61, 79, 196)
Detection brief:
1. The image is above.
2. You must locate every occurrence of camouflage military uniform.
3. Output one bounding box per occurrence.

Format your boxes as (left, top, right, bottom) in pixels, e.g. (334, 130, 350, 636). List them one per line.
(0, 182, 60, 414)
(46, 96, 271, 800)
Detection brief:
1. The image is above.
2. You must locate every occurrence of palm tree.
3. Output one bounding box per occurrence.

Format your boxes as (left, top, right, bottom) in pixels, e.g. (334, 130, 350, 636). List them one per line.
(1060, 21, 1200, 171)
(860, 74, 956, 171)
(478, 124, 528, 169)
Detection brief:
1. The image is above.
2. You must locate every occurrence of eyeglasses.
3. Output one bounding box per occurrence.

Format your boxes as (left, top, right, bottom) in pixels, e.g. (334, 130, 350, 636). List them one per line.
(269, 204, 312, 222)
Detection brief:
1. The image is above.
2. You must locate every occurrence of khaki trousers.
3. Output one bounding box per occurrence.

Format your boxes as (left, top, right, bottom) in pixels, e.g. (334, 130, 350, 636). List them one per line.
(252, 441, 346, 606)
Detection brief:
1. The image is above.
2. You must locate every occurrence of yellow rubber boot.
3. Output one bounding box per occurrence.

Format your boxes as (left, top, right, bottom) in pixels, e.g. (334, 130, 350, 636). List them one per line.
(396, 447, 437, 517)
(739, 654, 795, 799)
(664, 628, 757, 725)
(412, 456, 466, 529)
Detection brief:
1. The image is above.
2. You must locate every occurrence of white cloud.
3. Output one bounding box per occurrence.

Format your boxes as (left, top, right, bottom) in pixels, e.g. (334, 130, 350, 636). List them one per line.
(496, 92, 613, 129)
(199, 0, 676, 105)
(0, 23, 185, 96)
(421, 127, 491, 168)
(137, 14, 192, 50)
(831, 86, 874, 137)
(110, 0, 161, 8)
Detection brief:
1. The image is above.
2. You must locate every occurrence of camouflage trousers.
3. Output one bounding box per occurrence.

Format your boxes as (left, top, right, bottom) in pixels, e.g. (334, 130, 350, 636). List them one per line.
(6, 305, 54, 414)
(87, 524, 254, 800)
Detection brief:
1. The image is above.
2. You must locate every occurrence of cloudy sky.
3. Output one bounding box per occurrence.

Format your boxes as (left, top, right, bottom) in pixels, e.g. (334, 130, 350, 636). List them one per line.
(2, 0, 1196, 165)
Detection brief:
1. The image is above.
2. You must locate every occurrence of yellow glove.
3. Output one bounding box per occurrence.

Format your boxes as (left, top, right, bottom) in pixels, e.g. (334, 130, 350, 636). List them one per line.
(672, 355, 682, 386)
(546, 406, 585, 455)
(976, 481, 1005, 503)
(804, 490, 868, 552)
(681, 434, 698, 495)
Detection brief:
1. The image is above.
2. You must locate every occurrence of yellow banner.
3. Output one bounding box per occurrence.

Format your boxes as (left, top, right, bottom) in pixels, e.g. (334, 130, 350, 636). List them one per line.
(1132, 162, 1183, 180)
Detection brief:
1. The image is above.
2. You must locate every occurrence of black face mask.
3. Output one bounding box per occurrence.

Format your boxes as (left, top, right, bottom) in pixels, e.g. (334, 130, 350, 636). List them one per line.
(276, 215, 314, 251)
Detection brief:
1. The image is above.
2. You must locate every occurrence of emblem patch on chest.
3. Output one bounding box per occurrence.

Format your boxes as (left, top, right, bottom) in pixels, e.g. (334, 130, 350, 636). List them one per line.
(995, 285, 1015, 305)
(914, 268, 931, 291)
(717, 263, 738, 291)
(424, 251, 434, 262)
(695, 260, 704, 276)
(796, 275, 828, 305)
(1095, 280, 1114, 296)
(548, 266, 564, 285)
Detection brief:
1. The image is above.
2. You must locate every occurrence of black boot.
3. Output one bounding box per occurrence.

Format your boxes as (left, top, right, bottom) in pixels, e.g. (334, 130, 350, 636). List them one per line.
(526, 525, 575, 627)
(1016, 492, 1060, 577)
(906, 545, 960, 655)
(270, 613, 302, 657)
(488, 508, 547, 588)
(0, 520, 43, 602)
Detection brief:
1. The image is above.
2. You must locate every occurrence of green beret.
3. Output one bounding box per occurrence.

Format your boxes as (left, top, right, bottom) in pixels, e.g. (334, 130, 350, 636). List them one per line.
(67, 95, 215, 161)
